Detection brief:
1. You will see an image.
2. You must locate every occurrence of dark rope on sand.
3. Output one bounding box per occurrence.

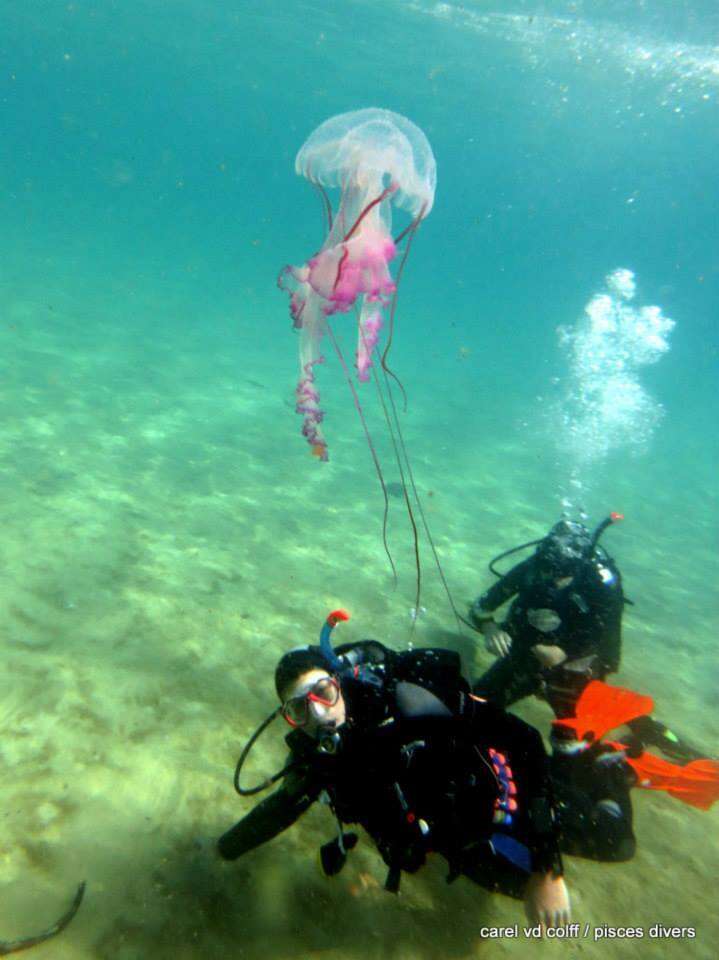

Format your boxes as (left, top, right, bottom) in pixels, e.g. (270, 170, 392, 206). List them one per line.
(0, 881, 85, 956)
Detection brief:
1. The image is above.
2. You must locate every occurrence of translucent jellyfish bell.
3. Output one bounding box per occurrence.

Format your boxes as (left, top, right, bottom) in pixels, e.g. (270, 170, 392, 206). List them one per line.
(295, 107, 437, 218)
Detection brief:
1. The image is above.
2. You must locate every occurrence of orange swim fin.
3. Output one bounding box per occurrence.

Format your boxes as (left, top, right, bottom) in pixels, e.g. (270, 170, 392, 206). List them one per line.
(622, 751, 719, 811)
(553, 680, 654, 743)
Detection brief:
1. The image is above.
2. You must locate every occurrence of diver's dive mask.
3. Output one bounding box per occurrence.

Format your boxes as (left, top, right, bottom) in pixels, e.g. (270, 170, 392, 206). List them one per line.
(233, 610, 352, 795)
(281, 675, 342, 728)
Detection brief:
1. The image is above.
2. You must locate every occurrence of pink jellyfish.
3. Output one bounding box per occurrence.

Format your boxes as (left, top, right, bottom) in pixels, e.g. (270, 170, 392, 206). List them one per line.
(278, 108, 458, 620)
(278, 108, 436, 463)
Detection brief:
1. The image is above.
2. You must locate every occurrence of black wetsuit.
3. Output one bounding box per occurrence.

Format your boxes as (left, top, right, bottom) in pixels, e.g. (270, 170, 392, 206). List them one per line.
(472, 554, 624, 717)
(219, 644, 635, 896)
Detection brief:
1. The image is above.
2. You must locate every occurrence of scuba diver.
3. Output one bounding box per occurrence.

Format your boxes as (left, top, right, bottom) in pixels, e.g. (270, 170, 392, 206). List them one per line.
(469, 514, 704, 763)
(219, 611, 570, 927)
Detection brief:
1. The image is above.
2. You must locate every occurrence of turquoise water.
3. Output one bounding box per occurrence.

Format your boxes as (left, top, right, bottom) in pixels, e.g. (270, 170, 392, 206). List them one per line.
(1, 2, 718, 958)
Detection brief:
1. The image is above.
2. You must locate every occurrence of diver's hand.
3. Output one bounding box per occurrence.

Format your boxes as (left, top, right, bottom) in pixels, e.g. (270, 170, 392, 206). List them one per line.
(482, 622, 513, 658)
(524, 872, 571, 930)
(531, 644, 567, 669)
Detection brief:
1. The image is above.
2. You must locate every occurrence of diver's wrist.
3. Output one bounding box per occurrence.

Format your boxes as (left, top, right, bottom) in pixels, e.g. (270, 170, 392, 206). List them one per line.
(470, 604, 494, 625)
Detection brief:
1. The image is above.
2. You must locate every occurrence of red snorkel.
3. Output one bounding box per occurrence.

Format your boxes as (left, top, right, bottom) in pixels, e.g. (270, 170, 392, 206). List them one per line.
(587, 512, 625, 556)
(319, 609, 350, 669)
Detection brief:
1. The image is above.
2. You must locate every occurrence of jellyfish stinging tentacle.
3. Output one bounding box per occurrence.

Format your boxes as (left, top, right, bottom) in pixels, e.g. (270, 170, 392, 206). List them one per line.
(295, 357, 328, 462)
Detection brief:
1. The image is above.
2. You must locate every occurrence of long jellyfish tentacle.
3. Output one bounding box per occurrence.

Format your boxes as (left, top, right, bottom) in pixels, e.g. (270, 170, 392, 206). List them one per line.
(379, 358, 464, 634)
(325, 320, 398, 584)
(351, 207, 462, 633)
(343, 184, 397, 243)
(379, 212, 423, 412)
(381, 203, 464, 633)
(367, 345, 422, 630)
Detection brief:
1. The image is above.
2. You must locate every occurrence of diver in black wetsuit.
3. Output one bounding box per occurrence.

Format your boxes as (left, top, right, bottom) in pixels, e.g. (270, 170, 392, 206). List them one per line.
(469, 516, 703, 762)
(470, 517, 623, 717)
(217, 611, 651, 928)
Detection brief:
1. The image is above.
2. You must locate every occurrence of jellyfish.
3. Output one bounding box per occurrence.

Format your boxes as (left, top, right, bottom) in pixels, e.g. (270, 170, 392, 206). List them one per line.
(279, 109, 458, 625)
(279, 107, 436, 463)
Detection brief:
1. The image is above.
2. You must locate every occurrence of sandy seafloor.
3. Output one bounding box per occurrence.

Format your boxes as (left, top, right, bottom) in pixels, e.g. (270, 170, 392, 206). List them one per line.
(1, 261, 717, 960)
(2, 1, 719, 955)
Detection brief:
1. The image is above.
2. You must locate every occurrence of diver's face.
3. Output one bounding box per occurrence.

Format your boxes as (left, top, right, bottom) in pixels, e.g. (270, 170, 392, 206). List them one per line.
(282, 669, 347, 738)
(537, 552, 576, 586)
